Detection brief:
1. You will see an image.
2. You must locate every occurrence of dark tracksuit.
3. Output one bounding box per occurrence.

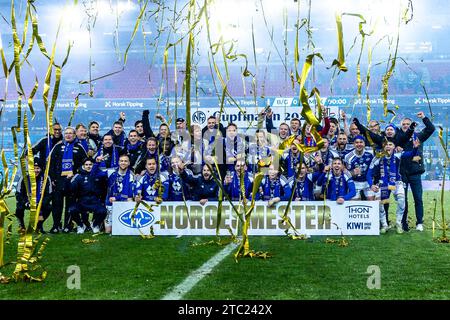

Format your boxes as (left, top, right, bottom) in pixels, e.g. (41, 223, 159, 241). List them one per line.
(87, 133, 102, 150)
(354, 119, 415, 150)
(122, 140, 145, 171)
(15, 174, 52, 231)
(161, 172, 191, 201)
(104, 129, 126, 148)
(134, 150, 159, 175)
(180, 170, 219, 201)
(69, 168, 108, 228)
(49, 141, 86, 230)
(400, 117, 435, 229)
(32, 135, 62, 165)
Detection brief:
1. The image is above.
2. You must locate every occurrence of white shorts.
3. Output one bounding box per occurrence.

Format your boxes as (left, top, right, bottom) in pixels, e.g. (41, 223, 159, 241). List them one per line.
(105, 206, 113, 227)
(352, 181, 375, 200)
(393, 181, 405, 197)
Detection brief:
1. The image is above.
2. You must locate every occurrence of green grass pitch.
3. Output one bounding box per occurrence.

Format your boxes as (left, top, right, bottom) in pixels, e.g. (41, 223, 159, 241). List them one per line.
(0, 191, 449, 300)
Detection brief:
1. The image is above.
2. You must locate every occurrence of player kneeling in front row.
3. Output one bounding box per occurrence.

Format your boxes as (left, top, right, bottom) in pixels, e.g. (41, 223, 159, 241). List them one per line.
(69, 157, 107, 234)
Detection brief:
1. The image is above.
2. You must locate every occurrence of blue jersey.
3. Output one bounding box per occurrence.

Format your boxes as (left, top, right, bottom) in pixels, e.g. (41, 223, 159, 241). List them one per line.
(161, 171, 192, 201)
(256, 176, 291, 201)
(248, 143, 272, 173)
(344, 150, 374, 183)
(288, 173, 320, 201)
(135, 172, 163, 201)
(282, 150, 303, 178)
(332, 144, 354, 160)
(105, 169, 135, 206)
(367, 149, 418, 188)
(224, 171, 253, 201)
(317, 172, 356, 201)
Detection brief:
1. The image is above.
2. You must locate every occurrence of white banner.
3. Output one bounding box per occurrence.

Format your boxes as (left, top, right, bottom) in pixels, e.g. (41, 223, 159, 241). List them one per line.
(112, 201, 379, 236)
(190, 106, 340, 130)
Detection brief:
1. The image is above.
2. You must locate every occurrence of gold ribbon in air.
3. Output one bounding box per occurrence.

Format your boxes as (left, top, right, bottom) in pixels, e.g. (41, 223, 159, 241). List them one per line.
(331, 13, 348, 72)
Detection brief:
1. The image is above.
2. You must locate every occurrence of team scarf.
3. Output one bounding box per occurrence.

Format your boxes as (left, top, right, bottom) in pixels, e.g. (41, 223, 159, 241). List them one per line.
(160, 154, 171, 172)
(327, 172, 345, 200)
(382, 154, 398, 190)
(127, 140, 143, 152)
(45, 135, 60, 159)
(230, 171, 252, 200)
(304, 135, 316, 147)
(294, 176, 313, 201)
(96, 145, 119, 169)
(146, 150, 159, 163)
(329, 135, 337, 146)
(75, 138, 89, 153)
(287, 150, 302, 178)
(110, 169, 133, 201)
(61, 141, 75, 176)
(225, 136, 243, 158)
(262, 176, 281, 200)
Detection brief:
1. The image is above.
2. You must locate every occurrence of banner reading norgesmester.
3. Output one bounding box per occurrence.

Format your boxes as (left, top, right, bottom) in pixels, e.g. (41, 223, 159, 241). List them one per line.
(112, 201, 379, 236)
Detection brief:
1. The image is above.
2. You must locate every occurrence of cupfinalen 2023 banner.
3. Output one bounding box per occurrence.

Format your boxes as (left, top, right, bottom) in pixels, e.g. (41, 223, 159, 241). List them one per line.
(112, 201, 380, 236)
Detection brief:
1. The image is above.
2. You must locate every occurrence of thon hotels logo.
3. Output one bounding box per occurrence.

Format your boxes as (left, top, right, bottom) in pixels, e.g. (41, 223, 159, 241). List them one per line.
(119, 208, 155, 228)
(346, 205, 371, 214)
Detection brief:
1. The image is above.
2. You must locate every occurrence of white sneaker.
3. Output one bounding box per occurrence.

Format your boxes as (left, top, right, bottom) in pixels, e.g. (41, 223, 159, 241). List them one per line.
(416, 224, 424, 232)
(77, 225, 86, 234)
(380, 227, 388, 234)
(92, 226, 100, 234)
(396, 223, 404, 234)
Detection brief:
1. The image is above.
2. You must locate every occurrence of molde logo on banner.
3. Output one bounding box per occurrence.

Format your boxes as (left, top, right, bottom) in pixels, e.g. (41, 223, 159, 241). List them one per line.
(119, 208, 155, 228)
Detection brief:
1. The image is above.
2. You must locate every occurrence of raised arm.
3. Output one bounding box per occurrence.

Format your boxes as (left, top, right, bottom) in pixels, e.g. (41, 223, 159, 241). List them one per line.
(142, 110, 155, 138)
(417, 112, 436, 143)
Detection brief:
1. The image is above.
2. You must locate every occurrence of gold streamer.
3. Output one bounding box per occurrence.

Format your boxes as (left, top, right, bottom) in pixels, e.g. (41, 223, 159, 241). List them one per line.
(130, 200, 159, 240)
(234, 172, 265, 261)
(11, 112, 48, 282)
(331, 12, 348, 72)
(82, 239, 99, 244)
(437, 127, 449, 242)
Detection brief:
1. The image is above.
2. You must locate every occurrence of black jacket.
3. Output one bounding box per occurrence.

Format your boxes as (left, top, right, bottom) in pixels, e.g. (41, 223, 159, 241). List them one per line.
(104, 129, 126, 148)
(400, 117, 435, 177)
(87, 133, 102, 149)
(16, 174, 52, 208)
(180, 170, 218, 201)
(32, 135, 63, 164)
(49, 141, 87, 181)
(354, 118, 415, 149)
(70, 168, 107, 200)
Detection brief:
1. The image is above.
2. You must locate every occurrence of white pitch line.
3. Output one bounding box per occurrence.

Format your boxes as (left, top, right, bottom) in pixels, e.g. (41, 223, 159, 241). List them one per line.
(161, 243, 237, 300)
